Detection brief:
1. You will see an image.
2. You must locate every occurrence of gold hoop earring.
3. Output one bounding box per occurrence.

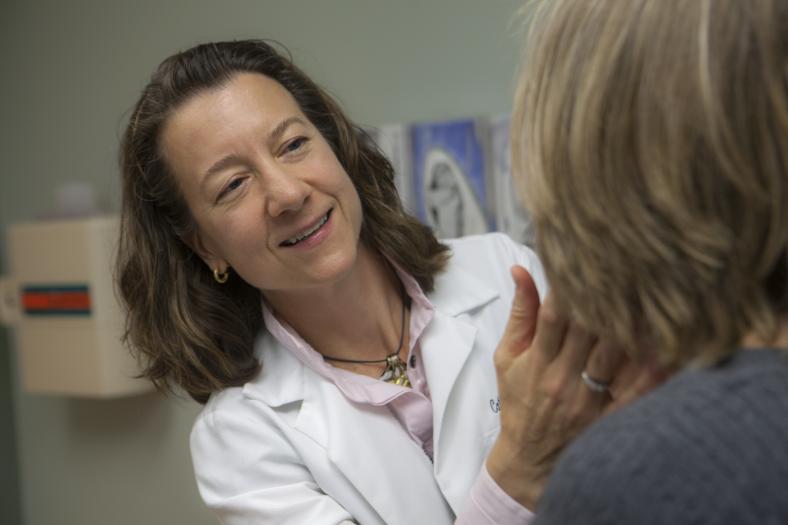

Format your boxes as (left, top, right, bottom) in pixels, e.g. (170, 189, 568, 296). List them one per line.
(213, 267, 229, 284)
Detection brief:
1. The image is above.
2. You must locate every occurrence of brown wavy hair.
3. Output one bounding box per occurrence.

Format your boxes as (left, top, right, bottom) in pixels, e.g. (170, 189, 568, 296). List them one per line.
(513, 0, 788, 366)
(117, 40, 449, 403)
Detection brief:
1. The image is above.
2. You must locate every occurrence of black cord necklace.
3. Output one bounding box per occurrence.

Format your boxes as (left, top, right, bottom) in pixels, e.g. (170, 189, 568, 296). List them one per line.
(322, 288, 411, 387)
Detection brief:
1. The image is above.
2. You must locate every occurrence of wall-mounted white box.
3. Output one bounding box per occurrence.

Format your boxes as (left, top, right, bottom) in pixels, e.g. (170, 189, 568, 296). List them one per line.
(1, 216, 152, 397)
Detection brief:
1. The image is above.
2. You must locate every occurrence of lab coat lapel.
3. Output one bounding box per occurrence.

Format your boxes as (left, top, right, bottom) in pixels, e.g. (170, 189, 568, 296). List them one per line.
(419, 311, 477, 462)
(420, 266, 500, 513)
(247, 340, 454, 523)
(422, 265, 499, 456)
(296, 371, 455, 524)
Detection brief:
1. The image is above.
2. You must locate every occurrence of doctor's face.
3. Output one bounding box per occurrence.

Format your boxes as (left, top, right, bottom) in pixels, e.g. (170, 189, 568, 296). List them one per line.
(160, 72, 364, 295)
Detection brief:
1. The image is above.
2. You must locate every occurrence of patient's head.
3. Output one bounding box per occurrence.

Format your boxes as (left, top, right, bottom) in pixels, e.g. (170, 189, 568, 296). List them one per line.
(512, 0, 788, 365)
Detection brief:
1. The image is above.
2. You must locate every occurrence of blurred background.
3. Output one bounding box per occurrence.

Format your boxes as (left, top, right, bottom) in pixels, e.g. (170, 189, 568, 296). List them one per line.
(0, 1, 524, 523)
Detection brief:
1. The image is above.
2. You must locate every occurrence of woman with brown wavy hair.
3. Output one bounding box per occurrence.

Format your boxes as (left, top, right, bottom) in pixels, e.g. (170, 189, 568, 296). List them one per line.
(511, 0, 788, 523)
(116, 40, 639, 524)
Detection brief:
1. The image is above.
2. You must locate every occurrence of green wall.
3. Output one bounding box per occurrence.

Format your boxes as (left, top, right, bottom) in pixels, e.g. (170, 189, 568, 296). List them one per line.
(0, 1, 523, 523)
(1, 2, 23, 523)
(0, 330, 21, 525)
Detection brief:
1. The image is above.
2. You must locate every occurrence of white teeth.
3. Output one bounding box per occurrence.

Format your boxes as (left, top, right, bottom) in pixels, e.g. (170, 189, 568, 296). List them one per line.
(284, 213, 329, 245)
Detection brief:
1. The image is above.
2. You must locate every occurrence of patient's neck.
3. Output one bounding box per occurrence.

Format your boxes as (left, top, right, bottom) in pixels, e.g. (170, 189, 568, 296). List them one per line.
(740, 315, 788, 350)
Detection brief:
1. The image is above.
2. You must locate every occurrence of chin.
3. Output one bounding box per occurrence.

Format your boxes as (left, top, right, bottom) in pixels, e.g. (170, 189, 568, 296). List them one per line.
(316, 249, 359, 284)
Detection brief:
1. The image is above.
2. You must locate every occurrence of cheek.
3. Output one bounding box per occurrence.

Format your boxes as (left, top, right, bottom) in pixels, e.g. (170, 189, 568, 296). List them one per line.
(322, 159, 362, 219)
(343, 177, 364, 227)
(203, 212, 263, 259)
(227, 216, 265, 252)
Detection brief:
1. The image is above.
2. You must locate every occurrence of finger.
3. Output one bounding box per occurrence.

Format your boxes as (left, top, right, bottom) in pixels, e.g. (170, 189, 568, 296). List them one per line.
(528, 293, 569, 363)
(553, 322, 595, 376)
(576, 341, 617, 406)
(541, 322, 596, 409)
(570, 342, 617, 427)
(583, 340, 625, 387)
(497, 265, 541, 362)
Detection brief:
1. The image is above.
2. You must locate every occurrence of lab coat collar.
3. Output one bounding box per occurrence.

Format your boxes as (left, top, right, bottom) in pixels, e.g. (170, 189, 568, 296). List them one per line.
(429, 261, 499, 316)
(243, 331, 305, 407)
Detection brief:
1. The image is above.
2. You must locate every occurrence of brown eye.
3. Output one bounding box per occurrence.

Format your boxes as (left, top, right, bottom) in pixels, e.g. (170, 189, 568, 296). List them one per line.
(284, 137, 308, 154)
(217, 176, 247, 202)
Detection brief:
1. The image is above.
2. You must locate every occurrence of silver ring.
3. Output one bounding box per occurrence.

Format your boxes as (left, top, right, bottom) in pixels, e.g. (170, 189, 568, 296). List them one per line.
(581, 370, 611, 393)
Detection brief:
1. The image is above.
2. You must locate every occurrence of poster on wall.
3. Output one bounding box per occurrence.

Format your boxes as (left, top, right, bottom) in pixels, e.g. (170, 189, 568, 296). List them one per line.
(489, 115, 536, 247)
(411, 118, 492, 239)
(366, 124, 415, 214)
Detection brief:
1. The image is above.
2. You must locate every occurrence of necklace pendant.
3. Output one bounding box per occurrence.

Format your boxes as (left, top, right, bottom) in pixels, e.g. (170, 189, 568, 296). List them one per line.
(383, 354, 411, 388)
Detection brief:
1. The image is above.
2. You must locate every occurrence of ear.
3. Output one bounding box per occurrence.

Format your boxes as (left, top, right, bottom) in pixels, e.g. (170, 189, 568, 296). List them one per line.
(185, 230, 228, 273)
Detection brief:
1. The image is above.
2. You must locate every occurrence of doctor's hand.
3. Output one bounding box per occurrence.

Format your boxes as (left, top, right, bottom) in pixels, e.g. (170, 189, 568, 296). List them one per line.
(485, 265, 662, 511)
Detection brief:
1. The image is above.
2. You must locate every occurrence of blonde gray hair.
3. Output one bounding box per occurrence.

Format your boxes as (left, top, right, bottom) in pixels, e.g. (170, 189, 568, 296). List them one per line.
(512, 0, 788, 366)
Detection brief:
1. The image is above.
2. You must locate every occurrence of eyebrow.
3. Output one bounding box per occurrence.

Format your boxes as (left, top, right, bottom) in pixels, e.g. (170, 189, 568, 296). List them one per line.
(201, 116, 308, 184)
(269, 116, 307, 146)
(203, 153, 246, 181)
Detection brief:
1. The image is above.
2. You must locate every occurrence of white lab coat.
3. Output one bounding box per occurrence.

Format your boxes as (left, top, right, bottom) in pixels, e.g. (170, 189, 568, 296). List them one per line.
(191, 233, 547, 525)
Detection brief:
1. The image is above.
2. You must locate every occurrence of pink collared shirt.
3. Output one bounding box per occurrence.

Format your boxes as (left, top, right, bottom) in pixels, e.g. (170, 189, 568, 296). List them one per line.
(261, 266, 534, 524)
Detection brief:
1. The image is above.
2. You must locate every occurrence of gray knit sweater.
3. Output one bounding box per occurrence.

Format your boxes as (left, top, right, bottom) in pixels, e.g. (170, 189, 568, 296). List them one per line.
(534, 349, 788, 525)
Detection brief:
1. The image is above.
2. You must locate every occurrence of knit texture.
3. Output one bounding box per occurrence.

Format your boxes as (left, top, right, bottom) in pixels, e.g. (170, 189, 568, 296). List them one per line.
(535, 349, 788, 525)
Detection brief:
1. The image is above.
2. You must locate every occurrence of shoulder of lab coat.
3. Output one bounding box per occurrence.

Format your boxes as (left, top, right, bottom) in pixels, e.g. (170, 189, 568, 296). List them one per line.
(190, 232, 546, 525)
(438, 232, 547, 302)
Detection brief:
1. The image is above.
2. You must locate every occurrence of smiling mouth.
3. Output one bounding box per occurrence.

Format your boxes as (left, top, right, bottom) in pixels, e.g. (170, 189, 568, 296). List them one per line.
(280, 209, 332, 247)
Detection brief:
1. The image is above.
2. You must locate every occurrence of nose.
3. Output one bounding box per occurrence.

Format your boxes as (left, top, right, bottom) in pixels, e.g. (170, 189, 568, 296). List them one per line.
(264, 168, 311, 217)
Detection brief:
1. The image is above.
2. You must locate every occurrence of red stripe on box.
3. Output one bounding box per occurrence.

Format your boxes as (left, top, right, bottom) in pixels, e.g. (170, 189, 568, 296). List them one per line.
(21, 286, 91, 315)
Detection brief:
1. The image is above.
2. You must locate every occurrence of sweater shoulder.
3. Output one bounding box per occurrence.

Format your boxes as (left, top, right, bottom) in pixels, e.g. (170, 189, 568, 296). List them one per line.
(536, 350, 788, 525)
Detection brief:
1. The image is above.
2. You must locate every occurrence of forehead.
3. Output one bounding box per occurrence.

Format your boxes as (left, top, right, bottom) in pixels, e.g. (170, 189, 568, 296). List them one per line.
(159, 72, 308, 178)
(169, 72, 303, 128)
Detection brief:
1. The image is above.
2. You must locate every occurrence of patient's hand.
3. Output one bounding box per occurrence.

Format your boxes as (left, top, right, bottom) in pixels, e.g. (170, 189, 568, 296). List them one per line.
(486, 265, 664, 510)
